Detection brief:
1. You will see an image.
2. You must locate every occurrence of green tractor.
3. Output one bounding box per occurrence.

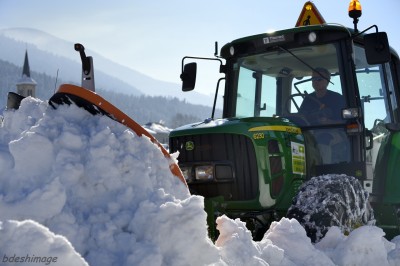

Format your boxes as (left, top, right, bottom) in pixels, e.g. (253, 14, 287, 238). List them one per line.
(169, 1, 400, 242)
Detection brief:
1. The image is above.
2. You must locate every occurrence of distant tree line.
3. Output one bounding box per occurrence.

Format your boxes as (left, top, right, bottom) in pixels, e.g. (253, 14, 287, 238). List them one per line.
(0, 59, 217, 128)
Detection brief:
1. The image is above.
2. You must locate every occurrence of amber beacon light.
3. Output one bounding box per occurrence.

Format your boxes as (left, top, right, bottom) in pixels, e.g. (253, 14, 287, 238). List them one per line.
(348, 0, 362, 32)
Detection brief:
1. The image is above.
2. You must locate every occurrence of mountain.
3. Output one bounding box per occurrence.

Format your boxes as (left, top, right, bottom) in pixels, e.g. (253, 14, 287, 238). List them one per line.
(0, 58, 216, 128)
(0, 27, 215, 106)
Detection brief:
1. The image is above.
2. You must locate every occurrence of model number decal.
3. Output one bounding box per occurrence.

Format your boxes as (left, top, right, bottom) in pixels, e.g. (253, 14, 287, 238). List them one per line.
(249, 125, 301, 135)
(253, 132, 265, 139)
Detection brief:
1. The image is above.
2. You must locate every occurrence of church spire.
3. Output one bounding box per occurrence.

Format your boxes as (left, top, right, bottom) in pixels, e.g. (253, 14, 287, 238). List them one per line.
(16, 49, 36, 97)
(22, 50, 31, 78)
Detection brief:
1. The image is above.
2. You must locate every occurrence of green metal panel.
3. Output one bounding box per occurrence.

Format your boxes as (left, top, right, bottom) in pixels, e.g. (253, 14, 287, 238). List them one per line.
(171, 117, 307, 232)
(383, 132, 400, 203)
(370, 202, 400, 241)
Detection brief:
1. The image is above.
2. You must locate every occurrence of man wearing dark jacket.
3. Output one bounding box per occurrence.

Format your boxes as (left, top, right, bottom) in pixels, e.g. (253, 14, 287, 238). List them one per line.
(299, 67, 345, 124)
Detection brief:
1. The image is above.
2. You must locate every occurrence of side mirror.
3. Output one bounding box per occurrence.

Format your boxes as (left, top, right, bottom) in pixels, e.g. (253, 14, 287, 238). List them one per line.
(364, 32, 391, 65)
(180, 62, 197, 92)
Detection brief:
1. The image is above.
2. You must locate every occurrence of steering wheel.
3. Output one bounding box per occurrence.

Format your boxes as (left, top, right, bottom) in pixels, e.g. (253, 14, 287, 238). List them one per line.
(286, 93, 335, 124)
(284, 93, 310, 125)
(286, 93, 323, 113)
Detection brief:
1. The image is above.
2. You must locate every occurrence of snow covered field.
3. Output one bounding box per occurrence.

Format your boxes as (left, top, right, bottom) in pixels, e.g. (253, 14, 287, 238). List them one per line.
(1, 96, 400, 266)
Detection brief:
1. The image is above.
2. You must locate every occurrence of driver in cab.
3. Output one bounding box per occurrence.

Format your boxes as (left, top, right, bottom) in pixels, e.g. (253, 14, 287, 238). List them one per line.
(299, 67, 345, 124)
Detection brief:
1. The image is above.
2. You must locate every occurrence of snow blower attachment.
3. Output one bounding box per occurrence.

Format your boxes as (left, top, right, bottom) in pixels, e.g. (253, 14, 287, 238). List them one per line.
(74, 43, 95, 92)
(49, 44, 186, 185)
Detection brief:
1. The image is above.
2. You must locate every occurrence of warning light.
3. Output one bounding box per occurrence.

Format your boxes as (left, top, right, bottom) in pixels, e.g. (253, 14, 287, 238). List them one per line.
(348, 0, 362, 19)
(348, 0, 362, 32)
(295, 1, 326, 27)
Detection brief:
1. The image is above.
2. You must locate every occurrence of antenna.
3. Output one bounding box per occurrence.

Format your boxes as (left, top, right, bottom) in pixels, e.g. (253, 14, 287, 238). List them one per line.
(54, 69, 59, 94)
(214, 42, 218, 57)
(74, 43, 95, 91)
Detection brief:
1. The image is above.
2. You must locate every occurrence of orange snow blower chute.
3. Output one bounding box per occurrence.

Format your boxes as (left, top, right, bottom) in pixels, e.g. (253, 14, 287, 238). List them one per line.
(49, 84, 186, 186)
(49, 43, 186, 186)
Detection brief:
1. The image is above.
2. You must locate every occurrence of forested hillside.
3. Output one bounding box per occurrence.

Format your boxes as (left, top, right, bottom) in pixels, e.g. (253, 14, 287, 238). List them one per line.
(0, 59, 216, 128)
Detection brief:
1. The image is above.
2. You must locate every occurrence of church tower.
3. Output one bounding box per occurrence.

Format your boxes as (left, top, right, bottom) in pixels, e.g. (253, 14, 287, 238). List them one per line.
(16, 50, 36, 97)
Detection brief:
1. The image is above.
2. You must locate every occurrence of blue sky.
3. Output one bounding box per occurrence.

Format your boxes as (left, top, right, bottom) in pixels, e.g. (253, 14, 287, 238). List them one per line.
(1, 0, 399, 96)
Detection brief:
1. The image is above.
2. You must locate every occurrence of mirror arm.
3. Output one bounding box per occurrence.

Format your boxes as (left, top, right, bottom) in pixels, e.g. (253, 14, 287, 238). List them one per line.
(352, 24, 378, 38)
(181, 56, 224, 74)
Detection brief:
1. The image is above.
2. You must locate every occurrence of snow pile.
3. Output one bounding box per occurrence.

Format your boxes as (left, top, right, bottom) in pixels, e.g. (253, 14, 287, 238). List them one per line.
(215, 215, 400, 266)
(215, 216, 334, 265)
(0, 97, 218, 265)
(316, 226, 393, 265)
(0, 96, 400, 265)
(0, 219, 88, 266)
(143, 122, 171, 134)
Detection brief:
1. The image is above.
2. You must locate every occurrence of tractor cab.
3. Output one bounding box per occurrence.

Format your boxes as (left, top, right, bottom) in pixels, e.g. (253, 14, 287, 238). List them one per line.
(223, 25, 398, 183)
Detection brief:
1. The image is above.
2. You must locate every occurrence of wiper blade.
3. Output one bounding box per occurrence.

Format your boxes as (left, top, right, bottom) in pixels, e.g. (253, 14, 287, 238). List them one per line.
(276, 46, 334, 85)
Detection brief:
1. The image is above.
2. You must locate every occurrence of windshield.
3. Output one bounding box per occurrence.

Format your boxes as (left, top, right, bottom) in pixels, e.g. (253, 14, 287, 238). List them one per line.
(233, 43, 346, 127)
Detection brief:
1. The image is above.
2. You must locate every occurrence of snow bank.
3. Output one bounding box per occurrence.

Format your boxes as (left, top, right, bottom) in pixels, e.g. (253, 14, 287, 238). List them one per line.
(0, 96, 399, 265)
(0, 219, 88, 266)
(0, 97, 218, 265)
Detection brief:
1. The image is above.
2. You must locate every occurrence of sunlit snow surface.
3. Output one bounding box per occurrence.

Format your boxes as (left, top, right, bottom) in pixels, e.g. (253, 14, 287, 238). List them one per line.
(0, 96, 400, 266)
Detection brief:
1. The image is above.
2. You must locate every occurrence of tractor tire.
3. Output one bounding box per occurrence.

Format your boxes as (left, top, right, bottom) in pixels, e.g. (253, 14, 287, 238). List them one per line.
(287, 174, 375, 242)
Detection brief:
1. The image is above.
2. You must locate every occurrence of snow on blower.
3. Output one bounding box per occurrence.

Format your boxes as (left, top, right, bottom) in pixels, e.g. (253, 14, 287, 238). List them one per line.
(48, 43, 186, 186)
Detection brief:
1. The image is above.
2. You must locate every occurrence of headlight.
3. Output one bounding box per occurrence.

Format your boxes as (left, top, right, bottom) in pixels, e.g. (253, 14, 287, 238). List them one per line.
(181, 163, 234, 183)
(342, 107, 360, 119)
(215, 165, 233, 180)
(180, 166, 193, 182)
(195, 165, 214, 181)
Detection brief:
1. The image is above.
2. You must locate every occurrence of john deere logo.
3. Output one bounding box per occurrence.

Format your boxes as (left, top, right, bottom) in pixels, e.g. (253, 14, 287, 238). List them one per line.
(185, 141, 194, 151)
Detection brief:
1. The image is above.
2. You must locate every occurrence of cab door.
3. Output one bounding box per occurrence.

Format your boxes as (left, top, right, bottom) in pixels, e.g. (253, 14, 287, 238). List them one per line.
(353, 45, 400, 187)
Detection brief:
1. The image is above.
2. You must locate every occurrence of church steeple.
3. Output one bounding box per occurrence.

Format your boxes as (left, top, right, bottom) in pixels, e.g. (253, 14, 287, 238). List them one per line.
(16, 49, 36, 97)
(22, 50, 31, 78)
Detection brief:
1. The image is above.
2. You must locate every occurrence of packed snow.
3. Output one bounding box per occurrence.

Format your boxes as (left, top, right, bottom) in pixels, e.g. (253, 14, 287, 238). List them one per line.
(1, 96, 400, 265)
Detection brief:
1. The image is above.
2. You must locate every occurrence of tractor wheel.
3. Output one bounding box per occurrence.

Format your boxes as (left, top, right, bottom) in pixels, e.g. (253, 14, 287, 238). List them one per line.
(287, 174, 375, 242)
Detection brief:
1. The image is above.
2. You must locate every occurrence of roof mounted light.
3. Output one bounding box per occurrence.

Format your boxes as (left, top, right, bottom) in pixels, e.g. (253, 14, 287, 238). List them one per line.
(229, 46, 235, 56)
(348, 0, 362, 32)
(308, 32, 317, 43)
